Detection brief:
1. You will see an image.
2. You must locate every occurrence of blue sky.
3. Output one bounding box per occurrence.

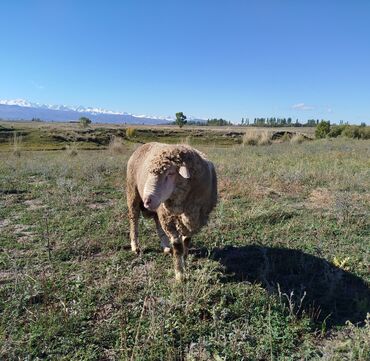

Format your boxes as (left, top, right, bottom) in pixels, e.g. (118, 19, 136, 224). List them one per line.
(1, 0, 369, 123)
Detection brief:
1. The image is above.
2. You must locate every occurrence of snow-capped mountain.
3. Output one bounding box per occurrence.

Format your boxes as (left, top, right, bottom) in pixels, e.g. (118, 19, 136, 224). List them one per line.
(0, 99, 175, 124)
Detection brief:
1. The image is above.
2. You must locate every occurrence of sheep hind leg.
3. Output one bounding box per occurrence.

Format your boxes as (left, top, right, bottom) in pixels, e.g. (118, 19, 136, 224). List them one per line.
(154, 214, 171, 254)
(183, 236, 192, 258)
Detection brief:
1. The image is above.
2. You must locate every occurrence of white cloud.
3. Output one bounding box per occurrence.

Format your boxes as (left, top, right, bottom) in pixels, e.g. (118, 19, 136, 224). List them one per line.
(291, 103, 314, 111)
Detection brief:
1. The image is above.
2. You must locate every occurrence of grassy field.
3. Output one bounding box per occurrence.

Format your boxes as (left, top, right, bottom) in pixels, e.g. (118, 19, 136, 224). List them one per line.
(0, 121, 316, 150)
(0, 124, 369, 360)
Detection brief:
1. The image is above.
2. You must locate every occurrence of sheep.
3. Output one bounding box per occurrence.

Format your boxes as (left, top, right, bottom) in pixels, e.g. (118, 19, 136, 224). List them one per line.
(126, 142, 217, 281)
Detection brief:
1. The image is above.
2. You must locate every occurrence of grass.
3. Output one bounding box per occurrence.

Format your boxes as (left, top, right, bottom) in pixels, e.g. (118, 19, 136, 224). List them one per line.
(0, 121, 316, 151)
(0, 128, 369, 359)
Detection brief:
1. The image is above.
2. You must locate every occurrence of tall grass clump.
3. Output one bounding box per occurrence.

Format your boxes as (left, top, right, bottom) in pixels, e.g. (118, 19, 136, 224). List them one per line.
(126, 127, 137, 139)
(290, 134, 306, 144)
(108, 136, 126, 154)
(258, 130, 272, 145)
(65, 143, 78, 157)
(12, 132, 22, 157)
(243, 129, 271, 146)
(280, 132, 291, 143)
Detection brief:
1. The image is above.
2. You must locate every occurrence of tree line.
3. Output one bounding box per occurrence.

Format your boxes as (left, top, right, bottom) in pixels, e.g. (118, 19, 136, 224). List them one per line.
(240, 118, 322, 127)
(174, 113, 338, 127)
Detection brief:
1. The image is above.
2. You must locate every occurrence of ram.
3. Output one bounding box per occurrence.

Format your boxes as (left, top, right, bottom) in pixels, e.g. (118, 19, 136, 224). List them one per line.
(126, 142, 217, 281)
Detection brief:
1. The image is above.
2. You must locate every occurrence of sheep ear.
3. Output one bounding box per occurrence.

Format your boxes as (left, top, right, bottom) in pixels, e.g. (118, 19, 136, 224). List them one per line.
(178, 165, 190, 179)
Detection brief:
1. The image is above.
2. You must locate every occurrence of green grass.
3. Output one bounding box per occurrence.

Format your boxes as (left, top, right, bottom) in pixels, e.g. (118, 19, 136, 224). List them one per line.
(0, 134, 369, 360)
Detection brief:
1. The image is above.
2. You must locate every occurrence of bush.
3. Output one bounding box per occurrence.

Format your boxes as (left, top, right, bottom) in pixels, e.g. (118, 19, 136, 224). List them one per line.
(126, 127, 136, 138)
(328, 125, 347, 138)
(326, 124, 370, 139)
(315, 121, 331, 139)
(359, 126, 370, 139)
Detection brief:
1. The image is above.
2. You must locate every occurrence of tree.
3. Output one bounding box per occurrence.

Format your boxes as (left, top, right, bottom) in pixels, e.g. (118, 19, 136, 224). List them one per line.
(315, 120, 331, 139)
(175, 112, 187, 128)
(79, 116, 92, 127)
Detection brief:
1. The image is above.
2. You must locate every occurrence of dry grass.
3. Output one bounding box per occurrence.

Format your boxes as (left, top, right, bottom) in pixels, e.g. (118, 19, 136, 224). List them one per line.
(108, 136, 126, 154)
(12, 132, 22, 157)
(65, 143, 78, 157)
(242, 129, 272, 146)
(290, 133, 306, 144)
(0, 136, 369, 360)
(307, 188, 334, 209)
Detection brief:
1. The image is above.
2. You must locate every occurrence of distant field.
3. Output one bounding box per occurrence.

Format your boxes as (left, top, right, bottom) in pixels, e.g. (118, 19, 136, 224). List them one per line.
(0, 124, 369, 359)
(0, 120, 315, 151)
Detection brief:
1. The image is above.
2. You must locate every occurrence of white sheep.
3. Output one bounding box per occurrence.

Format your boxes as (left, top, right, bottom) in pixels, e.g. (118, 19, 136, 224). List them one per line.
(126, 142, 217, 281)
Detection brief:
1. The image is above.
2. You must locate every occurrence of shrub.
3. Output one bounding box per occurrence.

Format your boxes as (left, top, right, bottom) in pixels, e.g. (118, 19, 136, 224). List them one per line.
(326, 124, 370, 139)
(126, 127, 136, 138)
(340, 125, 370, 139)
(315, 121, 331, 139)
(342, 126, 361, 139)
(359, 126, 370, 139)
(328, 125, 347, 138)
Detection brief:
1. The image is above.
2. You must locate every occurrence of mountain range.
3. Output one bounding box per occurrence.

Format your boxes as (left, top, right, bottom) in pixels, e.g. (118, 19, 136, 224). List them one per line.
(0, 99, 175, 125)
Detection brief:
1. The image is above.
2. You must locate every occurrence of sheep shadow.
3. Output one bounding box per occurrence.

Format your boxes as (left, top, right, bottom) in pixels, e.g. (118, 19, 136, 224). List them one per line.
(191, 245, 370, 328)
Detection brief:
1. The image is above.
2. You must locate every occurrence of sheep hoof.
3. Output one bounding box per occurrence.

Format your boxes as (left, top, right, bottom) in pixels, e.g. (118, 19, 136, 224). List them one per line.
(175, 271, 184, 283)
(163, 247, 172, 255)
(131, 246, 141, 255)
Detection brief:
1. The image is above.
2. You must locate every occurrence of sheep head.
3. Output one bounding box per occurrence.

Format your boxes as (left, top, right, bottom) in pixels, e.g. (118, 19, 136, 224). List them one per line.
(143, 151, 191, 211)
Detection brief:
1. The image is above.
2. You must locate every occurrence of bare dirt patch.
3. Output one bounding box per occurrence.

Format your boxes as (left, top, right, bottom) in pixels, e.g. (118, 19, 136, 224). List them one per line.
(0, 271, 17, 285)
(0, 218, 11, 229)
(24, 199, 45, 210)
(307, 188, 334, 210)
(87, 200, 114, 210)
(12, 224, 35, 243)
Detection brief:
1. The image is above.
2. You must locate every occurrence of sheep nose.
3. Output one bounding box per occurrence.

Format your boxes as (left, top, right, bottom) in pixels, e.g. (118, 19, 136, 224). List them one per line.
(143, 197, 152, 209)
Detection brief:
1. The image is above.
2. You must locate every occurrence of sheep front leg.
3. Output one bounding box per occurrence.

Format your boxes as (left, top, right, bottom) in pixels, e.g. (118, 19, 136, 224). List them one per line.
(127, 191, 141, 254)
(172, 238, 185, 282)
(154, 214, 171, 254)
(158, 211, 185, 281)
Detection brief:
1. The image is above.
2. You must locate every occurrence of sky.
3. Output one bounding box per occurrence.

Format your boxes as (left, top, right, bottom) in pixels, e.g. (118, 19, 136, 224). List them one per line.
(1, 0, 369, 123)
